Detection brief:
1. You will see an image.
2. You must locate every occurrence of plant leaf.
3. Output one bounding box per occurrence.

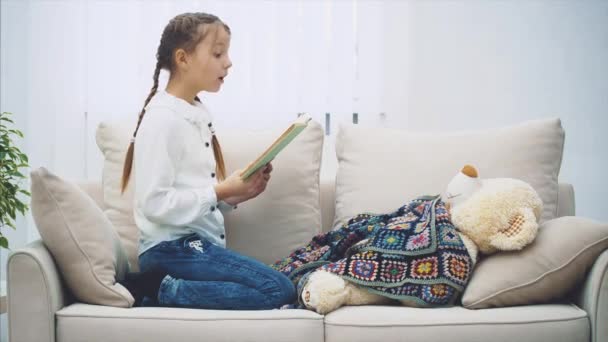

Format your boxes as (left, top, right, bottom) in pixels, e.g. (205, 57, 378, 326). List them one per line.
(19, 153, 28, 163)
(0, 111, 29, 249)
(0, 236, 9, 249)
(6, 219, 16, 230)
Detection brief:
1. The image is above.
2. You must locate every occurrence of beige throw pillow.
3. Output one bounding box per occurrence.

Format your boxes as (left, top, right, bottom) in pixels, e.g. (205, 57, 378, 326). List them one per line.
(462, 216, 608, 309)
(30, 167, 134, 307)
(334, 118, 565, 227)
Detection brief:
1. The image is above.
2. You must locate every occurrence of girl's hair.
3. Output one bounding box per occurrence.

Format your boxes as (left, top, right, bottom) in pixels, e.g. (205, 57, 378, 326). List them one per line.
(121, 12, 230, 193)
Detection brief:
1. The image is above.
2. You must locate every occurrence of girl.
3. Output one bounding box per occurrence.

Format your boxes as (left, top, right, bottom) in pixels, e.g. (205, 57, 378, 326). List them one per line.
(120, 12, 296, 310)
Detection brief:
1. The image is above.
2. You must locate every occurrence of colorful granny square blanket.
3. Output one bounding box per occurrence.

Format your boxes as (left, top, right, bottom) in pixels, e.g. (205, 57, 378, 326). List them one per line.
(270, 196, 473, 307)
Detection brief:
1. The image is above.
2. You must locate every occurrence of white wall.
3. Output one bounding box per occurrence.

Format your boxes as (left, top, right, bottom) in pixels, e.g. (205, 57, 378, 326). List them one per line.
(0, 2, 607, 337)
(403, 0, 608, 221)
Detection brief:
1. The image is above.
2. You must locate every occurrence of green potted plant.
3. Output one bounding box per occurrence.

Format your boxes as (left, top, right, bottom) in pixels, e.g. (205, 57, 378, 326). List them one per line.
(0, 111, 30, 249)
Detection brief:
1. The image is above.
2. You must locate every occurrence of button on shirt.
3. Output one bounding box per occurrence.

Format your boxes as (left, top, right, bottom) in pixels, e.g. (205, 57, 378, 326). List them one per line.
(133, 90, 234, 255)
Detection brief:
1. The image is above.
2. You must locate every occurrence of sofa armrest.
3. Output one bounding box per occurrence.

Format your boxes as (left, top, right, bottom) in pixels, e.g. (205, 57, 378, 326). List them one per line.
(557, 183, 575, 217)
(573, 248, 608, 342)
(7, 239, 68, 342)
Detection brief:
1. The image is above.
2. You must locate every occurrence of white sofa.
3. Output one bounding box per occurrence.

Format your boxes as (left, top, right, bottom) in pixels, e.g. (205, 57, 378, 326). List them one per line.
(7, 119, 607, 342)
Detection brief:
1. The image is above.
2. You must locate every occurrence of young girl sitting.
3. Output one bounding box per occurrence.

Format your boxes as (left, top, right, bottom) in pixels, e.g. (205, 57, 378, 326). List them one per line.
(120, 12, 296, 310)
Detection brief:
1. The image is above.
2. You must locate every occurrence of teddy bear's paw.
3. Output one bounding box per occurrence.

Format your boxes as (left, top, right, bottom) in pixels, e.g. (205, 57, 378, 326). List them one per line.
(490, 208, 539, 251)
(345, 282, 394, 306)
(301, 270, 349, 314)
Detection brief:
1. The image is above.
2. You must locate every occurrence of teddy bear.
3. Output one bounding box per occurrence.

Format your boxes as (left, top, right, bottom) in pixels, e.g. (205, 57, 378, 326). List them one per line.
(300, 164, 543, 314)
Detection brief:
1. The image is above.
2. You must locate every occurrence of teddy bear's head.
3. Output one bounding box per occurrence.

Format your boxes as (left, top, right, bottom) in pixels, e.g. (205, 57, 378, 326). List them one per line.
(442, 165, 543, 255)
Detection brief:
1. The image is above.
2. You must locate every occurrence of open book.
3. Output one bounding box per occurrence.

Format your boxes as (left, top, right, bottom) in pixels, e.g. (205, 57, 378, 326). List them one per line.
(240, 114, 312, 180)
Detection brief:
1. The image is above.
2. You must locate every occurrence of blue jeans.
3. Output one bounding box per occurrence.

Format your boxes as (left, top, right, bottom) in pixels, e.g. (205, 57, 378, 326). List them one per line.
(138, 234, 296, 310)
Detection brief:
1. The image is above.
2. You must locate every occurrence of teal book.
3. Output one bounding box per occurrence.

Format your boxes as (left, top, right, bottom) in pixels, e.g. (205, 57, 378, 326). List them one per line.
(240, 115, 312, 180)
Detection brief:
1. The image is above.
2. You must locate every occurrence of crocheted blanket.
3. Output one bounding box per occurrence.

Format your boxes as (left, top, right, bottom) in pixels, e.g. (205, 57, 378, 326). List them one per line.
(270, 196, 473, 307)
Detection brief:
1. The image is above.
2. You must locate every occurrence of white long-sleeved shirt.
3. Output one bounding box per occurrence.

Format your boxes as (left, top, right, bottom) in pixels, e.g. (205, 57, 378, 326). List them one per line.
(133, 90, 235, 255)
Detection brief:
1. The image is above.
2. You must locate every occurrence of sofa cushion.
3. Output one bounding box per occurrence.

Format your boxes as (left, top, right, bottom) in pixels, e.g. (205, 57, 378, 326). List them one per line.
(29, 167, 133, 307)
(56, 303, 324, 342)
(96, 120, 323, 266)
(323, 304, 588, 342)
(462, 216, 608, 309)
(219, 121, 324, 264)
(334, 118, 565, 228)
(96, 121, 140, 271)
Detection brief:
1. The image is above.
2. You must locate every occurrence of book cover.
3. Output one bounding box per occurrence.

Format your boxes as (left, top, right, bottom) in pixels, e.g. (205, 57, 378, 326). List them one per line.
(240, 115, 312, 180)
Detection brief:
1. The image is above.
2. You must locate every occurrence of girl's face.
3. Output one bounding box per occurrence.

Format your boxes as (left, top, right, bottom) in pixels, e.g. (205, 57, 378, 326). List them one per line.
(183, 24, 232, 93)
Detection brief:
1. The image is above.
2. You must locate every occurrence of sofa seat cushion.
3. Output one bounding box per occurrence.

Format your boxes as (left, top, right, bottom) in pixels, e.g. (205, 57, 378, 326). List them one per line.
(324, 304, 589, 342)
(56, 303, 324, 342)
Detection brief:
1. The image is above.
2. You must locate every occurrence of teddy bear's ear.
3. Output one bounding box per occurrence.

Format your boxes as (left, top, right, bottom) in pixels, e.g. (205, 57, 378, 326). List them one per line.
(461, 165, 478, 178)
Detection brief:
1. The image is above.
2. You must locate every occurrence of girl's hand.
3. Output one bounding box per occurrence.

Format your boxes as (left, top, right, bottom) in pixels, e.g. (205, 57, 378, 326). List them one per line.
(215, 163, 273, 205)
